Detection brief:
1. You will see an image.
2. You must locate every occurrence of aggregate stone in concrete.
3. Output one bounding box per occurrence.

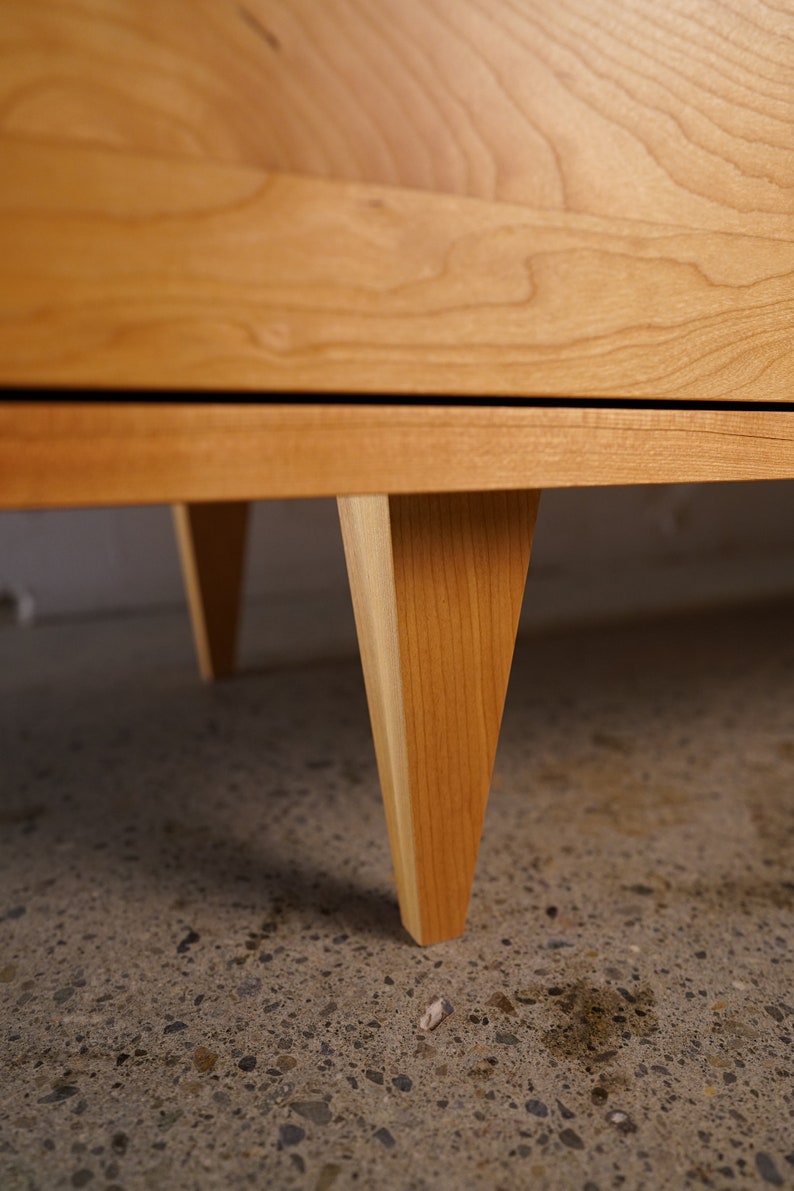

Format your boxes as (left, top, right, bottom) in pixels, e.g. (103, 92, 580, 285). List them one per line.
(1, 602, 793, 1189)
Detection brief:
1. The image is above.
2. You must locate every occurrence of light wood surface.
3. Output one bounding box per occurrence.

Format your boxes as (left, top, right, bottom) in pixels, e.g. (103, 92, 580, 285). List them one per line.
(2, 402, 794, 512)
(172, 502, 250, 680)
(339, 490, 539, 944)
(1, 1, 791, 240)
(1, 139, 791, 400)
(1, 0, 791, 949)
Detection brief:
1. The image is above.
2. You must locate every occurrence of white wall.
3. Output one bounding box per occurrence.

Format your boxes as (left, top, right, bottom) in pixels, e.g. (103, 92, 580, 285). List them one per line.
(2, 482, 794, 664)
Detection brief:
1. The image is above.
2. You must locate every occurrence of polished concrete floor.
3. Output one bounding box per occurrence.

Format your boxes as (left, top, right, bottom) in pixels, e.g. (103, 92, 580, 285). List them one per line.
(1, 600, 793, 1190)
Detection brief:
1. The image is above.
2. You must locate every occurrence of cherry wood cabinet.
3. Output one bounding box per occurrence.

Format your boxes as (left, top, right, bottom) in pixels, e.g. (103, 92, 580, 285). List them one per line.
(1, 2, 792, 943)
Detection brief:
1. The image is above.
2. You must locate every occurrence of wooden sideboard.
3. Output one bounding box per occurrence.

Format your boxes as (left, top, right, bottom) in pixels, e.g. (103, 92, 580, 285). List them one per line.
(0, 2, 792, 944)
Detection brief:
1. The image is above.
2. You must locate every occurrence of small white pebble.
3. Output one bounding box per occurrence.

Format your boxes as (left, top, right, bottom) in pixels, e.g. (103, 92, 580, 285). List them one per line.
(606, 1109, 637, 1133)
(419, 997, 453, 1031)
(732, 981, 747, 991)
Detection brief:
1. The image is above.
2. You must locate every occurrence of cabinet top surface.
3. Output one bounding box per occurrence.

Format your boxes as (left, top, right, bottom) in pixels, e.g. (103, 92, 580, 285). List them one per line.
(0, 2, 791, 400)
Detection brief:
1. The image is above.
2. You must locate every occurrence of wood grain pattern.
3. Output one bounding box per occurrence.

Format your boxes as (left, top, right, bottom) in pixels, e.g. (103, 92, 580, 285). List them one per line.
(2, 403, 794, 511)
(172, 501, 250, 680)
(1, 1, 791, 239)
(1, 0, 789, 954)
(1, 139, 792, 400)
(339, 490, 538, 944)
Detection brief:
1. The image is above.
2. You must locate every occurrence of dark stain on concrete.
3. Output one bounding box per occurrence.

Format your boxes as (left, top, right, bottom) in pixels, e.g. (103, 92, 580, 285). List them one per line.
(528, 980, 658, 1065)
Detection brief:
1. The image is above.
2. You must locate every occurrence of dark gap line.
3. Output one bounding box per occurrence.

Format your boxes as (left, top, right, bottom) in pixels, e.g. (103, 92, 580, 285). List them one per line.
(3, 390, 794, 414)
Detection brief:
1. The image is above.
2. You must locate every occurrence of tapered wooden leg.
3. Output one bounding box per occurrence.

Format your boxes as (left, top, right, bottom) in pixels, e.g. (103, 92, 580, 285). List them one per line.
(339, 490, 539, 945)
(172, 501, 250, 680)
